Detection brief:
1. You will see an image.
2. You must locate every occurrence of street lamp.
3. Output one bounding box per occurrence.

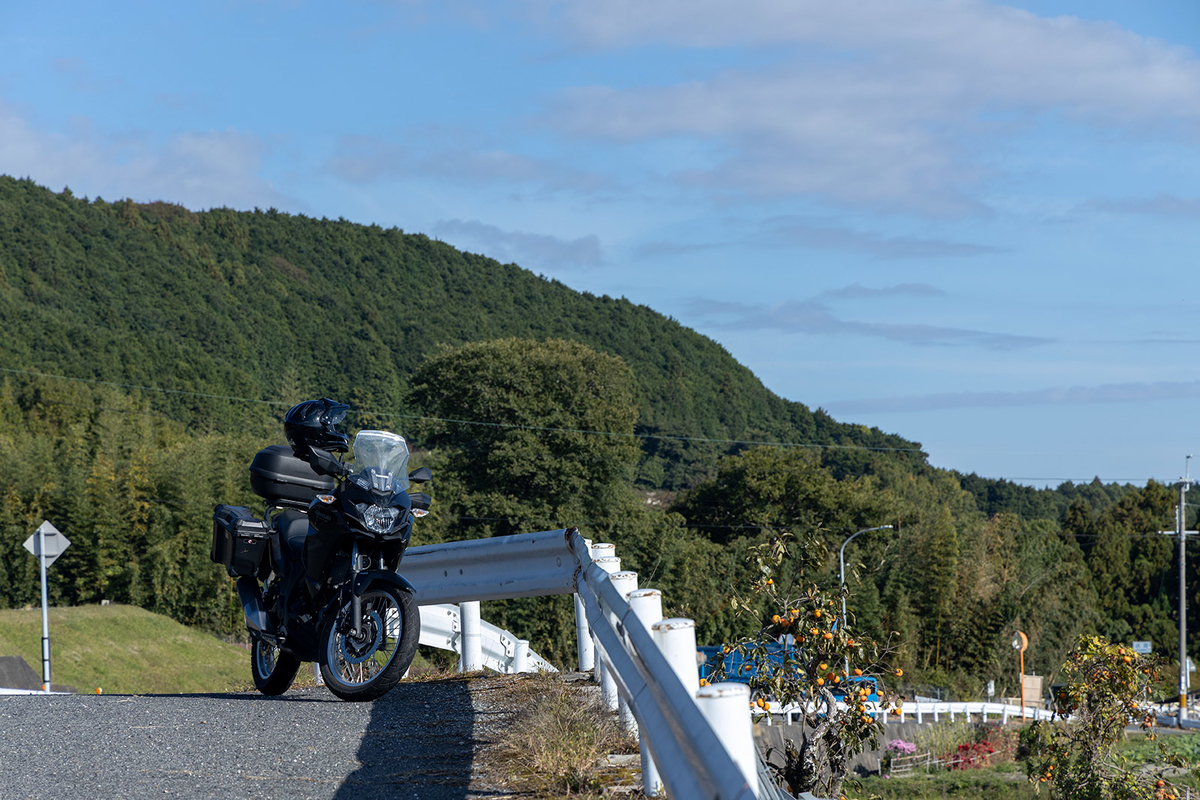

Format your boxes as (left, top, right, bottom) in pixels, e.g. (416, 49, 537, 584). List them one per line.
(839, 525, 894, 674)
(1012, 630, 1029, 722)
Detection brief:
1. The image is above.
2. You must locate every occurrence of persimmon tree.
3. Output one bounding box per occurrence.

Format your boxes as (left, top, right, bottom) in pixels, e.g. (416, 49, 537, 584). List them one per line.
(1021, 635, 1190, 799)
(712, 531, 899, 799)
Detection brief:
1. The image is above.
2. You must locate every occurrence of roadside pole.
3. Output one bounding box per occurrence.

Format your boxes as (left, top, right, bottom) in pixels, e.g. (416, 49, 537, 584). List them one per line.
(38, 521, 50, 691)
(1158, 458, 1196, 726)
(22, 521, 71, 693)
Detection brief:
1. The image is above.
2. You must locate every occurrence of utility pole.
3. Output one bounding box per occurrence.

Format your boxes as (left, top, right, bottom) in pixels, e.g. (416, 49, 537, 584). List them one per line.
(1160, 456, 1196, 725)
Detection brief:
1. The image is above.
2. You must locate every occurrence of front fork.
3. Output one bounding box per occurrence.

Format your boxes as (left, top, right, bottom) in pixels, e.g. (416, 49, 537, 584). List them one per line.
(347, 541, 379, 638)
(350, 541, 363, 638)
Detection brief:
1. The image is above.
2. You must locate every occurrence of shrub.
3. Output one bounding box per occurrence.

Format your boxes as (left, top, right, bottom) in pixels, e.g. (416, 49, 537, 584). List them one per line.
(1020, 635, 1188, 799)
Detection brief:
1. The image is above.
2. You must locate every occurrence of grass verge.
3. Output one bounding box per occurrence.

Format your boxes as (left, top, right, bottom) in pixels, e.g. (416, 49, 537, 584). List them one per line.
(491, 672, 638, 798)
(0, 604, 250, 694)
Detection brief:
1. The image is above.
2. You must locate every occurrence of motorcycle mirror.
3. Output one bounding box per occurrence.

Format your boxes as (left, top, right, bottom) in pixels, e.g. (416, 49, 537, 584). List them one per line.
(309, 447, 350, 477)
(407, 466, 432, 484)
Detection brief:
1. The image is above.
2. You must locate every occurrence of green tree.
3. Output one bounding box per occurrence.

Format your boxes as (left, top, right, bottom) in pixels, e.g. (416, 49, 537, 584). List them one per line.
(410, 337, 641, 535)
(1021, 635, 1186, 799)
(670, 446, 883, 546)
(715, 532, 899, 799)
(407, 337, 687, 664)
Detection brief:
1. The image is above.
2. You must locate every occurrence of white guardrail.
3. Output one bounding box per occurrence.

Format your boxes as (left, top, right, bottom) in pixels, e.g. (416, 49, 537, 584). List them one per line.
(417, 602, 556, 674)
(1157, 713, 1200, 730)
(402, 527, 766, 799)
(767, 701, 1057, 726)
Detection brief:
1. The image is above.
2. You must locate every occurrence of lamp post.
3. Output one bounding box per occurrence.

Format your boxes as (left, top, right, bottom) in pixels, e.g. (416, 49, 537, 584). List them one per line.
(1012, 630, 1028, 722)
(839, 525, 894, 674)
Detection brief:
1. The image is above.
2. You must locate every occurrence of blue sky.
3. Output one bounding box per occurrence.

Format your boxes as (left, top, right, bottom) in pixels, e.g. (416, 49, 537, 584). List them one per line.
(3, 1, 1200, 488)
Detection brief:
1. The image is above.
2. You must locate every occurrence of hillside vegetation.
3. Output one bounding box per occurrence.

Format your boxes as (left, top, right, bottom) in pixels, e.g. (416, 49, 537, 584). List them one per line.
(0, 604, 249, 694)
(0, 176, 1185, 700)
(0, 176, 920, 489)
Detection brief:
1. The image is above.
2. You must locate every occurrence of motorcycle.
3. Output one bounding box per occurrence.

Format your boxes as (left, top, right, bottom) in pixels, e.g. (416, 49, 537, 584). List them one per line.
(211, 398, 431, 701)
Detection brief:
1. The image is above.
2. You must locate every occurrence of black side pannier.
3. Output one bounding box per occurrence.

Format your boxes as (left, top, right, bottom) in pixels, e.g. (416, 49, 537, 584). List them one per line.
(249, 445, 334, 509)
(211, 505, 269, 578)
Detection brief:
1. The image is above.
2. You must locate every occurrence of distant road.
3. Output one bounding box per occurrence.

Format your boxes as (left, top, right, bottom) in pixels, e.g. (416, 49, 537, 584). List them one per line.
(0, 679, 506, 800)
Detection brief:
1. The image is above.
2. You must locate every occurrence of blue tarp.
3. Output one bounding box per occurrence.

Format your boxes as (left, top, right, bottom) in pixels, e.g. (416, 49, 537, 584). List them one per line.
(697, 644, 879, 702)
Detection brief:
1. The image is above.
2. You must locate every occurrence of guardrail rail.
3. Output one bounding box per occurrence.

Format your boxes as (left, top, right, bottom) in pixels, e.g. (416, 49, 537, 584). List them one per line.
(402, 527, 769, 799)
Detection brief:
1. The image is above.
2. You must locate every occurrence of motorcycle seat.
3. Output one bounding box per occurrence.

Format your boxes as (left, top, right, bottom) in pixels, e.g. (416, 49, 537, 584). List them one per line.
(275, 509, 311, 562)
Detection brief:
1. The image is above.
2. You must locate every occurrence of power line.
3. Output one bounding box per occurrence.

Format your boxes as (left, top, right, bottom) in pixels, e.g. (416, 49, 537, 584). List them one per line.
(0, 366, 290, 408)
(0, 364, 1172, 484)
(364, 408, 923, 453)
(0, 365, 924, 454)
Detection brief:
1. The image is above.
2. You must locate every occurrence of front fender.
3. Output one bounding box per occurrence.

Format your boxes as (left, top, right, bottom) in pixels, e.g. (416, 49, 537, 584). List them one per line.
(353, 569, 416, 597)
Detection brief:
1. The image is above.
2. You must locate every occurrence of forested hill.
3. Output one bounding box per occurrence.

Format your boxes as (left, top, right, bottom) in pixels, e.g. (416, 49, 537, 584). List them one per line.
(0, 176, 1179, 688)
(0, 176, 922, 488)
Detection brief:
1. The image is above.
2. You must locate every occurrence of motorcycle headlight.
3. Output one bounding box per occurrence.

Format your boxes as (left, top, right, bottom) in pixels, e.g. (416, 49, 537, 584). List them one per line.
(362, 505, 400, 533)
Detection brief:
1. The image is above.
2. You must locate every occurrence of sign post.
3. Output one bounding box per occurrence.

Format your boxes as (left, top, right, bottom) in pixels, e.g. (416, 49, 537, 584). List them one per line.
(1012, 630, 1029, 722)
(22, 521, 71, 692)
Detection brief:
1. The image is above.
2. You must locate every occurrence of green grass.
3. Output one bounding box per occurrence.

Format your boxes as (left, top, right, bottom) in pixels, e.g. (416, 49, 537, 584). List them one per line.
(1120, 731, 1200, 766)
(849, 763, 1037, 800)
(0, 604, 253, 694)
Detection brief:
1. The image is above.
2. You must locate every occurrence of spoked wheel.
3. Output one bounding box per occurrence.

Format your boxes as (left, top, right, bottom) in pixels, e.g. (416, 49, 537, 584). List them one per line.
(319, 585, 419, 701)
(251, 637, 301, 696)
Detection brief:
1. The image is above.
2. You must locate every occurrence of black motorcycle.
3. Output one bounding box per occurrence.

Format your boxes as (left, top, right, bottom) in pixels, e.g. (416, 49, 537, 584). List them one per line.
(211, 399, 431, 701)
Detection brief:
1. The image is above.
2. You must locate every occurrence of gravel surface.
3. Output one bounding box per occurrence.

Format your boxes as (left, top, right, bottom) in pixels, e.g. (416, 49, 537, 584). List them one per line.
(0, 677, 518, 800)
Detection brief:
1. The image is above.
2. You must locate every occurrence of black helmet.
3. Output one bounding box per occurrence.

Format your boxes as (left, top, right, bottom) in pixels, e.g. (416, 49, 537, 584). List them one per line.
(284, 398, 350, 458)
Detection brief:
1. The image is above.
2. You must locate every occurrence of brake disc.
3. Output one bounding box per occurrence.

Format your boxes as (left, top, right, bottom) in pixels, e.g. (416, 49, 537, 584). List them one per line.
(338, 609, 384, 665)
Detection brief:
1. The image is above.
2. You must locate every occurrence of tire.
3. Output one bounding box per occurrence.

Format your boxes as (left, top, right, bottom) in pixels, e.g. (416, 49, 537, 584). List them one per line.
(319, 584, 419, 701)
(251, 638, 301, 696)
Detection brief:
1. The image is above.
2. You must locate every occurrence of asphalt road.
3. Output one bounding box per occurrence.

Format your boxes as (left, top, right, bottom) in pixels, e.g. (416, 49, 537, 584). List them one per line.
(0, 679, 508, 800)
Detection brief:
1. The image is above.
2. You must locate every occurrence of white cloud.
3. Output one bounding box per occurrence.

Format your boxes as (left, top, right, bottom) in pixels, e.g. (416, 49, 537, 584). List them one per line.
(1082, 194, 1200, 218)
(0, 98, 291, 210)
(817, 282, 946, 300)
(536, 0, 1200, 212)
(689, 295, 1049, 350)
(635, 218, 999, 260)
(762, 216, 1004, 258)
(829, 379, 1200, 413)
(431, 218, 604, 270)
(326, 133, 614, 195)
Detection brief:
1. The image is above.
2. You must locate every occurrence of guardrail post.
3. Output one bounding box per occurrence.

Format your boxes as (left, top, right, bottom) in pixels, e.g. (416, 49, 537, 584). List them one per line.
(695, 683, 758, 797)
(514, 639, 530, 673)
(459, 600, 482, 672)
(652, 618, 699, 698)
(589, 542, 616, 683)
(593, 554, 622, 710)
(609, 571, 640, 734)
(574, 539, 596, 672)
(629, 588, 664, 797)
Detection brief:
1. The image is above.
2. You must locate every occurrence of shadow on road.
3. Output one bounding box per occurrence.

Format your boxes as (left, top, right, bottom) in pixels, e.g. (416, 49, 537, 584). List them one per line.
(332, 678, 485, 800)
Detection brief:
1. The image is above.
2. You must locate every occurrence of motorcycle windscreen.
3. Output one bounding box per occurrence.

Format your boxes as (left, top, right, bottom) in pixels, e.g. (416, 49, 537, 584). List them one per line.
(351, 430, 411, 492)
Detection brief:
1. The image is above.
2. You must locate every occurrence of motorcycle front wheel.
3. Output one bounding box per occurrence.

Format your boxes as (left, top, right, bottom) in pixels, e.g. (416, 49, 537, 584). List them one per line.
(251, 638, 301, 696)
(319, 585, 419, 701)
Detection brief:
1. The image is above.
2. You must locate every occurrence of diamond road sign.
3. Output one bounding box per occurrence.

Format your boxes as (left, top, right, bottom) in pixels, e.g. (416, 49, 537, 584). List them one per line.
(23, 521, 71, 568)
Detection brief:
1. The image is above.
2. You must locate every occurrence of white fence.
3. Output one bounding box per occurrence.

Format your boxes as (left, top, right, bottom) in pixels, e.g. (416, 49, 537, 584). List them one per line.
(402, 527, 764, 799)
(1157, 713, 1200, 730)
(417, 602, 556, 674)
(768, 700, 1057, 726)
